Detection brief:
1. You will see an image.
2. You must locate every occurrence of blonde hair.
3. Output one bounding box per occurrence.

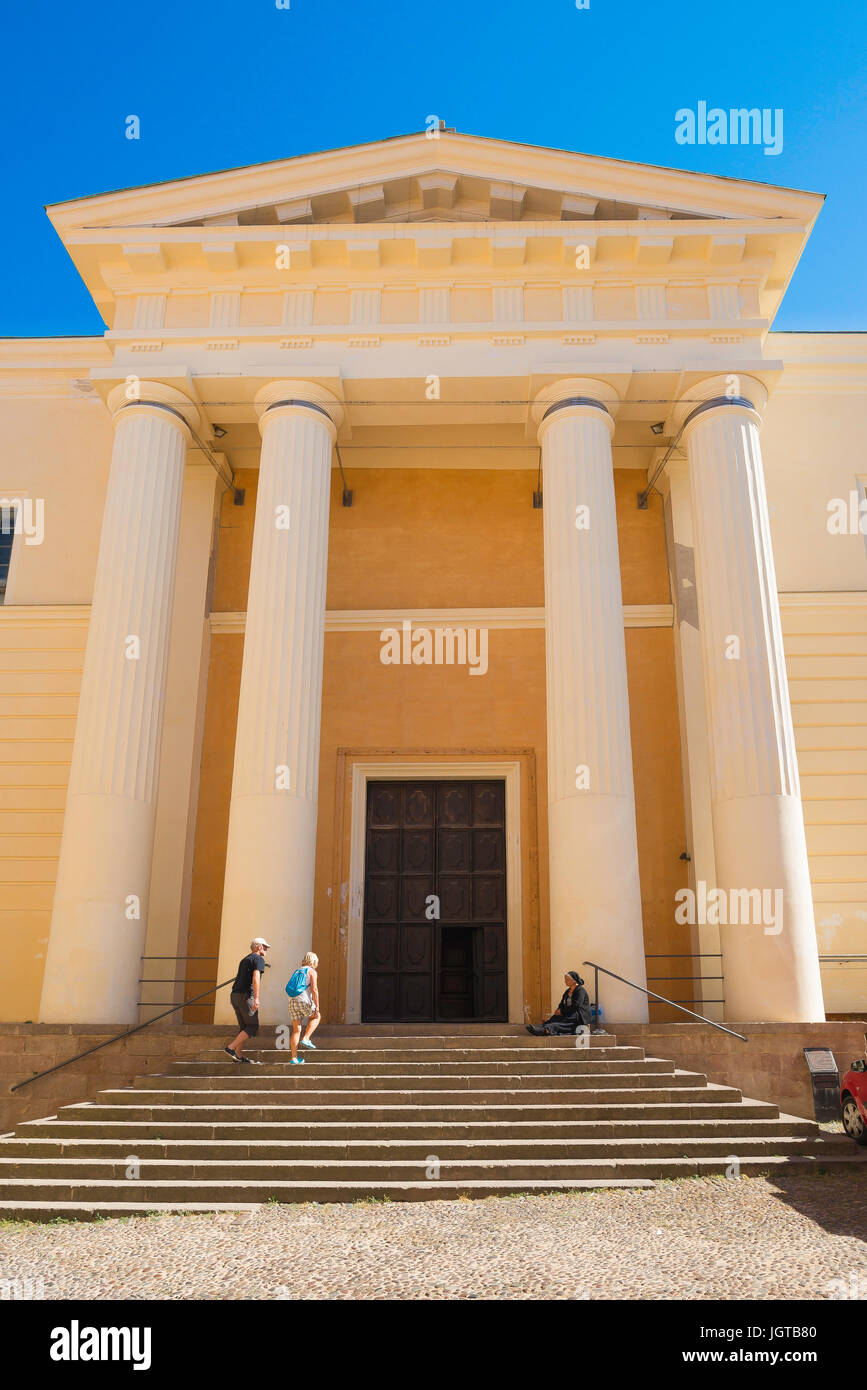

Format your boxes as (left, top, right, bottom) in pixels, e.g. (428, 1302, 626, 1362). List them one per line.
(302, 951, 319, 968)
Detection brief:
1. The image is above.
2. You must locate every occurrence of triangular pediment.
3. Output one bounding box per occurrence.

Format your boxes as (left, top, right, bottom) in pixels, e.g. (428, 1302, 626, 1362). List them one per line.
(47, 130, 823, 234)
(165, 168, 714, 228)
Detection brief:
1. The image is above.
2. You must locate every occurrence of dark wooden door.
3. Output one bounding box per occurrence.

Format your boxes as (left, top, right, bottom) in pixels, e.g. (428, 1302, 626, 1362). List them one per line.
(362, 779, 508, 1022)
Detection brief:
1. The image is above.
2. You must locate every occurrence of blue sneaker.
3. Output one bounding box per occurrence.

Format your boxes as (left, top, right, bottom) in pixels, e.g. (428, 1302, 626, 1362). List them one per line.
(289, 1056, 305, 1065)
(300, 1039, 317, 1049)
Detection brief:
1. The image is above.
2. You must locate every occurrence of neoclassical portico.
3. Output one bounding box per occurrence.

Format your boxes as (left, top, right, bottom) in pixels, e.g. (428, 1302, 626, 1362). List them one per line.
(27, 130, 845, 1028)
(37, 361, 826, 1027)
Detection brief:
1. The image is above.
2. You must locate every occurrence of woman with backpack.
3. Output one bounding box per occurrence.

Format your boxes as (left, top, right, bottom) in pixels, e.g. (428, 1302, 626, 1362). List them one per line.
(284, 951, 321, 1064)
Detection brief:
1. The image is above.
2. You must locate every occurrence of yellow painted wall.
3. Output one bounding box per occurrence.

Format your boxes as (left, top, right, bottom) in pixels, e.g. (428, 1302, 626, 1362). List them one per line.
(0, 610, 86, 1020)
(185, 462, 685, 1020)
(783, 599, 867, 1012)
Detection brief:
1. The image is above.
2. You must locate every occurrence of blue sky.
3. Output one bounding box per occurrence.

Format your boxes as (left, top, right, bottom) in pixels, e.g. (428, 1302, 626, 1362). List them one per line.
(2, 0, 865, 335)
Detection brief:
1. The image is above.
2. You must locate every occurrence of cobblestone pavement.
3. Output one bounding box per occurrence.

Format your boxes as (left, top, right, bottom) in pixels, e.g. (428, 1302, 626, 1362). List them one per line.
(0, 1174, 864, 1300)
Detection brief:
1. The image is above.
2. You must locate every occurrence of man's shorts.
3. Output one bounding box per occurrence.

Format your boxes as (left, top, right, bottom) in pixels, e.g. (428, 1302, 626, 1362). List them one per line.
(230, 990, 260, 1037)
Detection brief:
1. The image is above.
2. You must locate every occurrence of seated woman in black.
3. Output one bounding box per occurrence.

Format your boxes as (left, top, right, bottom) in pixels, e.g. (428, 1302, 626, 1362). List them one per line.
(526, 971, 592, 1035)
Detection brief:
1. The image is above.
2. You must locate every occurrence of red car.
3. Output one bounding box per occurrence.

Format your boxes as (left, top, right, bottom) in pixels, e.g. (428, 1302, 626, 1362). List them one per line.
(840, 1058, 867, 1145)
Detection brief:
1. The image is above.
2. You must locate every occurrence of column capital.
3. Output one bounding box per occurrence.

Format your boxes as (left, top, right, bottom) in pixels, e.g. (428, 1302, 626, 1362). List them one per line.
(673, 373, 767, 441)
(106, 380, 201, 438)
(531, 377, 620, 442)
(254, 380, 344, 438)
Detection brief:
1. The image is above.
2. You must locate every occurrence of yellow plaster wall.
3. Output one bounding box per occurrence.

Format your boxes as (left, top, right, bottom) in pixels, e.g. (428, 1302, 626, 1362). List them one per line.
(381, 289, 418, 323)
(451, 287, 492, 322)
(524, 287, 562, 322)
(783, 599, 867, 1013)
(213, 462, 670, 614)
(594, 286, 635, 320)
(313, 291, 350, 324)
(0, 611, 86, 1021)
(240, 294, 282, 328)
(164, 295, 209, 329)
(186, 461, 684, 1019)
(667, 285, 708, 319)
(0, 397, 113, 606)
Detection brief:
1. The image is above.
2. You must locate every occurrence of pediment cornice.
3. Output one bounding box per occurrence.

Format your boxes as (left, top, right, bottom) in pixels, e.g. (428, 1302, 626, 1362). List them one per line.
(45, 131, 823, 328)
(48, 130, 823, 233)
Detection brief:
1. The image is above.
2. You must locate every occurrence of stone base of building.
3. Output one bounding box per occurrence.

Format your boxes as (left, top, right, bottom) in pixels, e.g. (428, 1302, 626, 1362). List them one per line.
(0, 1024, 227, 1133)
(616, 1021, 867, 1120)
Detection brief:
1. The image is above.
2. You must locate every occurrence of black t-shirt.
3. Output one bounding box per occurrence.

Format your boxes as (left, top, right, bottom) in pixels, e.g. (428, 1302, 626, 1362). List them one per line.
(233, 953, 265, 994)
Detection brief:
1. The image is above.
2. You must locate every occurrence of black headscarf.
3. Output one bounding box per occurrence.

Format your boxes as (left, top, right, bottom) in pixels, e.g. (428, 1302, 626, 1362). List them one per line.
(567, 970, 584, 987)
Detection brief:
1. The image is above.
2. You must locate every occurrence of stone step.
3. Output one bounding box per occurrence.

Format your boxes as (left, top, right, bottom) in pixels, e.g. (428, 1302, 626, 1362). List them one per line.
(0, 1133, 842, 1171)
(293, 1040, 626, 1052)
(55, 1082, 744, 1115)
(15, 1110, 797, 1145)
(0, 1180, 655, 1221)
(5, 1023, 858, 1221)
(315, 1025, 604, 1037)
(133, 1065, 695, 1093)
(198, 1045, 645, 1064)
(1, 1153, 862, 1203)
(167, 1055, 653, 1078)
(21, 1096, 772, 1134)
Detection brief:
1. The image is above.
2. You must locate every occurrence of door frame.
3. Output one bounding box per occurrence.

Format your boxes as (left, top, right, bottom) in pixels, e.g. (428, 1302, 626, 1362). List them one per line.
(346, 760, 523, 1023)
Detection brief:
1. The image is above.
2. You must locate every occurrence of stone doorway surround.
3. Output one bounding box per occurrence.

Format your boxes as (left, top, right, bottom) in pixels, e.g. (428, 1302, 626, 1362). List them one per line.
(328, 751, 539, 1024)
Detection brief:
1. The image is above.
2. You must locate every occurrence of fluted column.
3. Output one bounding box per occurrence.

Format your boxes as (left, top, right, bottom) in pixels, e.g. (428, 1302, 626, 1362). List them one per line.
(40, 382, 199, 1022)
(680, 375, 824, 1021)
(534, 379, 648, 1021)
(216, 381, 342, 1022)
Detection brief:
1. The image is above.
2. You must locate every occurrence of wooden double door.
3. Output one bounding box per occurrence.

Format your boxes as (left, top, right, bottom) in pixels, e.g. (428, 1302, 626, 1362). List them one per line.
(361, 779, 508, 1022)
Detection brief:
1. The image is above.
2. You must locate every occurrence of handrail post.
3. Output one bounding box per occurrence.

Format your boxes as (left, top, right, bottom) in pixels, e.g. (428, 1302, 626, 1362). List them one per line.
(593, 964, 600, 1031)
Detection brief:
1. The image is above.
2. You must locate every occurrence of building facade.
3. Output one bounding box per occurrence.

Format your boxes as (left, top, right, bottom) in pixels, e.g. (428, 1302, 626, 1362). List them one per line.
(1, 132, 865, 1029)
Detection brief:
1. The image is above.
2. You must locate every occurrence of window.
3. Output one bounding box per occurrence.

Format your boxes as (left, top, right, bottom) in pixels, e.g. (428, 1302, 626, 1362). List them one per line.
(0, 505, 16, 603)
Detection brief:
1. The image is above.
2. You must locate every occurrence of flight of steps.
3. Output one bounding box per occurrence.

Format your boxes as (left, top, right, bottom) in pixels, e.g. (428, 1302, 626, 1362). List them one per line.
(1, 1026, 862, 1219)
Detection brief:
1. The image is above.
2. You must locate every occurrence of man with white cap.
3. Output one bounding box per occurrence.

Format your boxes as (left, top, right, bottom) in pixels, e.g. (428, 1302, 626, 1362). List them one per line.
(224, 937, 270, 1064)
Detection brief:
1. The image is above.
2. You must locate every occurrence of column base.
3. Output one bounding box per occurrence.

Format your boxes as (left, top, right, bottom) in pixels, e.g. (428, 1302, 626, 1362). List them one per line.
(714, 794, 826, 1022)
(548, 794, 649, 1022)
(216, 795, 317, 1024)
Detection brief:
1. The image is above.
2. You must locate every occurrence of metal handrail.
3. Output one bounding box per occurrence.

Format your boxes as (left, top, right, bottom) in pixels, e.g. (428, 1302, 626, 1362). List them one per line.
(583, 959, 748, 1042)
(10, 973, 248, 1093)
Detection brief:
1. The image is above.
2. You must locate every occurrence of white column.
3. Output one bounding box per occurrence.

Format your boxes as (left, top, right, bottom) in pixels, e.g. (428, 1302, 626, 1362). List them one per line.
(215, 381, 342, 1022)
(40, 382, 199, 1023)
(534, 379, 648, 1022)
(142, 462, 221, 1019)
(659, 458, 721, 1018)
(680, 375, 824, 1021)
